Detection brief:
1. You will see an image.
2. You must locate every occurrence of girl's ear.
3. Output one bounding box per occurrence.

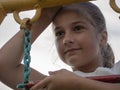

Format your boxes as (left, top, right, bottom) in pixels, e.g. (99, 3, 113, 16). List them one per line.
(99, 30, 108, 48)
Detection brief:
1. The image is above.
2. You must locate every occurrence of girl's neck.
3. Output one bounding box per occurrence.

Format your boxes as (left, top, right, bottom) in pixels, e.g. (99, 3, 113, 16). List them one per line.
(73, 58, 103, 73)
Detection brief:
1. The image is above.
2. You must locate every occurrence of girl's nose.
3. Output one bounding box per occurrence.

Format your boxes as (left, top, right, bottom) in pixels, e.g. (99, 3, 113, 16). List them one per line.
(63, 33, 74, 46)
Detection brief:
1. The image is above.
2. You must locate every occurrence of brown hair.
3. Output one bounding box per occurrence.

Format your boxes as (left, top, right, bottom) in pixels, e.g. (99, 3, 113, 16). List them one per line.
(101, 43, 115, 68)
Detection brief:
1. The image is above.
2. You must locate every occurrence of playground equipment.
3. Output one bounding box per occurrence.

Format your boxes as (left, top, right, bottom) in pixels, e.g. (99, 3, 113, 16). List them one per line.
(0, 0, 120, 25)
(0, 0, 120, 90)
(0, 0, 92, 25)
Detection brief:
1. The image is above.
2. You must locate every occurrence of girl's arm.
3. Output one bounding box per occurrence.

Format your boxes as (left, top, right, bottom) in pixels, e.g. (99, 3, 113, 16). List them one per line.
(30, 69, 120, 90)
(0, 7, 60, 90)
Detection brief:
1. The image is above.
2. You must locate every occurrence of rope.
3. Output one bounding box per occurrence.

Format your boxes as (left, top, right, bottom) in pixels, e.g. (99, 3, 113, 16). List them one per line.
(17, 29, 32, 90)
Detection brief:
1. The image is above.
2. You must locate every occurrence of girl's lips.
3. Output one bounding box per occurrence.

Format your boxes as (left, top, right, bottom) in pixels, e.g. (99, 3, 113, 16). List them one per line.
(64, 48, 81, 55)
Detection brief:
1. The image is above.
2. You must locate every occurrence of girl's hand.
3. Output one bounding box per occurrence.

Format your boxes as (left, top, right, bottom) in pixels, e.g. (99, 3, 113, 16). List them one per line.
(30, 69, 81, 90)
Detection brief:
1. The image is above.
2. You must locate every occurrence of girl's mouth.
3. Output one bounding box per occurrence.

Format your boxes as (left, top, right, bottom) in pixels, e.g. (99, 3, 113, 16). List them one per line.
(64, 48, 81, 55)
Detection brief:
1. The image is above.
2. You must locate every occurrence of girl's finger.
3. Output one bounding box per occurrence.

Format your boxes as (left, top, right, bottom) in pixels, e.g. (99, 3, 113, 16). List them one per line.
(49, 71, 56, 75)
(30, 77, 51, 90)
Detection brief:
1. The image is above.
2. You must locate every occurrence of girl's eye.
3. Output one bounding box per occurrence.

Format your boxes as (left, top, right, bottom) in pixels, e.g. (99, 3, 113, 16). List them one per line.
(55, 31, 64, 37)
(73, 25, 84, 32)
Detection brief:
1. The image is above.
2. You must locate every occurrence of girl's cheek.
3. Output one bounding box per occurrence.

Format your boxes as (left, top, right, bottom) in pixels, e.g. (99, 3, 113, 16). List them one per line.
(55, 39, 63, 49)
(55, 41, 61, 54)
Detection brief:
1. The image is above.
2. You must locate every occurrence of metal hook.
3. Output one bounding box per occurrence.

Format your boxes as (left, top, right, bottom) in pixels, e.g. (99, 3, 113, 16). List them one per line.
(110, 0, 120, 13)
(13, 4, 41, 30)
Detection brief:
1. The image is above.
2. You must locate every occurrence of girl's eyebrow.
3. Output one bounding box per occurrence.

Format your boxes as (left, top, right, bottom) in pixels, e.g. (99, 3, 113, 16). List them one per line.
(54, 26, 63, 32)
(54, 20, 86, 31)
(71, 20, 86, 25)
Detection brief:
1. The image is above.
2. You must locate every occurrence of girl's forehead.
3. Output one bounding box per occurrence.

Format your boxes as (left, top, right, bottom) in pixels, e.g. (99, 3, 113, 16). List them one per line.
(54, 11, 84, 24)
(53, 9, 95, 27)
(54, 8, 87, 19)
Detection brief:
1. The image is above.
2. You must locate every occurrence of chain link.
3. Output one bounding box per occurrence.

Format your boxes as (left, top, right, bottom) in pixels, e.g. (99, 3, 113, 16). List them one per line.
(17, 29, 32, 90)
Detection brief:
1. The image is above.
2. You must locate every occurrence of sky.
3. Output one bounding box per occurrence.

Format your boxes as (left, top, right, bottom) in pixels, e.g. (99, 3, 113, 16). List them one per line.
(0, 0, 120, 89)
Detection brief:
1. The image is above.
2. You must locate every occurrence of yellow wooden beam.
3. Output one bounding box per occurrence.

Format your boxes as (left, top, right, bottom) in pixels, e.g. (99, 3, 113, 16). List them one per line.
(0, 0, 92, 13)
(0, 0, 93, 25)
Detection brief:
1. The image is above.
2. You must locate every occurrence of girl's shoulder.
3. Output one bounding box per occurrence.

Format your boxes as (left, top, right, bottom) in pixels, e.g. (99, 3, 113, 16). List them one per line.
(74, 67, 114, 77)
(111, 60, 120, 74)
(74, 61, 120, 77)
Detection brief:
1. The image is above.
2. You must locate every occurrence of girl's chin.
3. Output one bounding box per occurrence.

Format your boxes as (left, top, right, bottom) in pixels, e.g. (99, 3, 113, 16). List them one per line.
(66, 59, 87, 69)
(66, 60, 80, 67)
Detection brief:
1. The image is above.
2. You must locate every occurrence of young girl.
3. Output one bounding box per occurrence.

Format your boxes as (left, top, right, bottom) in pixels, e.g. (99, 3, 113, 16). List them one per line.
(0, 2, 120, 90)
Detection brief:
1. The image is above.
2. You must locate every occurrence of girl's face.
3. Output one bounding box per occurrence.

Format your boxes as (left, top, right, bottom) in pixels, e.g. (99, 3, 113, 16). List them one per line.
(53, 10, 107, 72)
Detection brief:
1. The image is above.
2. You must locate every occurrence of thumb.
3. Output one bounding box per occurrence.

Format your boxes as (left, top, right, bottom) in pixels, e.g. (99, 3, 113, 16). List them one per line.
(49, 71, 55, 75)
(30, 77, 51, 90)
(49, 70, 59, 75)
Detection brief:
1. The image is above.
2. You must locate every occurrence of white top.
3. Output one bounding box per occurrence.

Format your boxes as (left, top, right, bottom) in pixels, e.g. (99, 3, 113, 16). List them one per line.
(74, 61, 120, 77)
